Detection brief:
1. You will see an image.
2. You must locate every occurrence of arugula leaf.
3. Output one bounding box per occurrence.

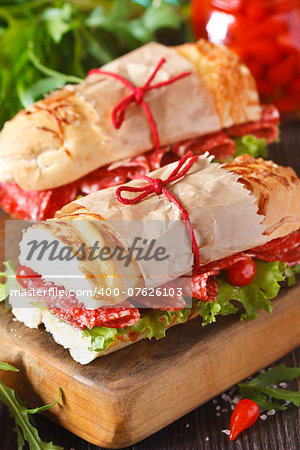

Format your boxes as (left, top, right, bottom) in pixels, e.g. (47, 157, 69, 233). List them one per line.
(238, 364, 300, 411)
(249, 364, 300, 387)
(42, 3, 74, 44)
(19, 77, 64, 108)
(238, 385, 287, 411)
(0, 362, 63, 449)
(233, 135, 268, 158)
(0, 0, 189, 127)
(0, 362, 19, 372)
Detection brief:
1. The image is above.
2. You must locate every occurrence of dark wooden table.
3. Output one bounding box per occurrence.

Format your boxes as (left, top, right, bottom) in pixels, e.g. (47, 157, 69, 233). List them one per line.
(0, 120, 300, 450)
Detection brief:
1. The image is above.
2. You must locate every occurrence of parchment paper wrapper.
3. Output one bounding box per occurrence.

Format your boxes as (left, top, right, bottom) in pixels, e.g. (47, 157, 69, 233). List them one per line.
(70, 43, 221, 161)
(58, 154, 267, 291)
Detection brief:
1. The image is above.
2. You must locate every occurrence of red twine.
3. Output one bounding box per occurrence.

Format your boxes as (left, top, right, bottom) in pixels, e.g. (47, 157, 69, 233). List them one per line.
(88, 58, 191, 149)
(116, 151, 200, 270)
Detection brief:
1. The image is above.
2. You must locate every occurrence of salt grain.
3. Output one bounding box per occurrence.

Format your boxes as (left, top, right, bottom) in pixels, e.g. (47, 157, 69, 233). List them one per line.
(279, 382, 287, 389)
(221, 394, 231, 402)
(205, 437, 210, 441)
(186, 424, 190, 428)
(231, 405, 235, 410)
(260, 414, 268, 421)
(267, 409, 276, 416)
(216, 412, 221, 417)
(216, 406, 221, 411)
(233, 397, 240, 404)
(221, 429, 230, 435)
(221, 408, 228, 413)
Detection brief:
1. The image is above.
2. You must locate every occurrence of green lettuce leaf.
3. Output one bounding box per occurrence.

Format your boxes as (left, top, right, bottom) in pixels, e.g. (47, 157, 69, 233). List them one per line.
(284, 264, 300, 286)
(0, 260, 23, 302)
(128, 308, 191, 340)
(84, 308, 191, 351)
(233, 134, 268, 158)
(198, 260, 289, 325)
(82, 327, 126, 353)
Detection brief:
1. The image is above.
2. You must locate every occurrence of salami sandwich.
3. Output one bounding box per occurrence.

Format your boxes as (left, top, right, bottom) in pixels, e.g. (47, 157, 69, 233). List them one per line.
(5, 153, 300, 364)
(0, 40, 279, 220)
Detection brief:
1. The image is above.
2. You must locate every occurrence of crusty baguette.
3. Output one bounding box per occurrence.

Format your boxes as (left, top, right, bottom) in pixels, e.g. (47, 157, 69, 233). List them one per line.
(0, 40, 260, 191)
(224, 155, 300, 239)
(17, 154, 300, 310)
(11, 155, 300, 364)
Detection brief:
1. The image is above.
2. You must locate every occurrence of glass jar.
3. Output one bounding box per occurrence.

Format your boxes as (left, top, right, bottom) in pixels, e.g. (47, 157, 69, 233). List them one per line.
(191, 0, 300, 113)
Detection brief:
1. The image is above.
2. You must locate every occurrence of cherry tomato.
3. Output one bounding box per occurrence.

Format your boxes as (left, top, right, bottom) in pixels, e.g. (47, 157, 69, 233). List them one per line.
(16, 265, 41, 288)
(230, 399, 260, 441)
(226, 257, 256, 287)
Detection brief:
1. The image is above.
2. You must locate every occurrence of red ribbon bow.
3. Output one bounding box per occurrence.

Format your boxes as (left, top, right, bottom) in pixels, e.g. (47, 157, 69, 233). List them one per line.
(116, 151, 200, 270)
(88, 58, 191, 149)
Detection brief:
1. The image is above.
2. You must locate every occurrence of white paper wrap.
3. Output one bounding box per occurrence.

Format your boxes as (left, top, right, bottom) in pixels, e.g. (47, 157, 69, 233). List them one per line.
(58, 155, 267, 289)
(71, 43, 220, 160)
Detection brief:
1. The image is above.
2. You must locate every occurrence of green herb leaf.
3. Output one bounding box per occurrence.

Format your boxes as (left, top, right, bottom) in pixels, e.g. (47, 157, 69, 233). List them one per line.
(0, 362, 63, 449)
(19, 77, 64, 108)
(0, 362, 19, 372)
(42, 3, 74, 44)
(238, 384, 287, 411)
(238, 364, 300, 411)
(249, 364, 300, 388)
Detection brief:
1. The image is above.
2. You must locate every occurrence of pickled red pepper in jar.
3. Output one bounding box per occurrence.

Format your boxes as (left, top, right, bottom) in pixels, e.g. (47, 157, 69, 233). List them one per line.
(191, 0, 300, 113)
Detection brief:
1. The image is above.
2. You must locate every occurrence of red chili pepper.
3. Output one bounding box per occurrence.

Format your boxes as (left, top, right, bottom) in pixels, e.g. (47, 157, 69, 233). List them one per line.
(230, 399, 260, 441)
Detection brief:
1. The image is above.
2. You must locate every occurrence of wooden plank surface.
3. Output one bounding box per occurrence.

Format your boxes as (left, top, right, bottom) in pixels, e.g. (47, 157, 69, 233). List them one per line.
(0, 120, 300, 449)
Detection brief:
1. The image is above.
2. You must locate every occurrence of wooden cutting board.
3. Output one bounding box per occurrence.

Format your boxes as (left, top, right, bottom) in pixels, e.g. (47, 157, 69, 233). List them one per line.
(0, 287, 299, 448)
(0, 211, 300, 448)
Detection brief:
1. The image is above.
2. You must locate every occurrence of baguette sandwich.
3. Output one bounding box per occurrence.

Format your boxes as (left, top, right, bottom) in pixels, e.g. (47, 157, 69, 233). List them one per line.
(3, 153, 300, 364)
(0, 40, 279, 220)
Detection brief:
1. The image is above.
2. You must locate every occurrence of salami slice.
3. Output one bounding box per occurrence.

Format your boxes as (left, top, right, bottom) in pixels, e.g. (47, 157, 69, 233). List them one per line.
(0, 182, 77, 220)
(51, 303, 140, 330)
(192, 271, 219, 302)
(0, 104, 279, 220)
(227, 105, 279, 143)
(16, 266, 140, 329)
(248, 229, 300, 265)
(172, 131, 236, 160)
(197, 253, 249, 274)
